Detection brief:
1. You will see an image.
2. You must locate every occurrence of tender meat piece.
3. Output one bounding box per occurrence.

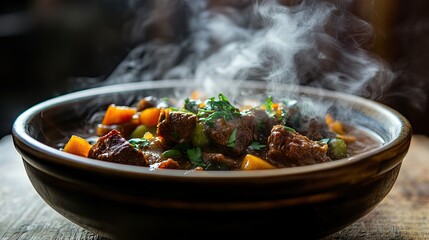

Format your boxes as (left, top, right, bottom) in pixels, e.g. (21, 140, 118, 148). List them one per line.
(249, 109, 277, 143)
(267, 125, 330, 167)
(202, 151, 241, 170)
(141, 138, 165, 165)
(136, 96, 171, 111)
(204, 113, 255, 156)
(297, 117, 335, 140)
(285, 107, 334, 140)
(136, 96, 157, 111)
(154, 158, 180, 169)
(141, 138, 194, 169)
(157, 111, 197, 145)
(88, 129, 147, 166)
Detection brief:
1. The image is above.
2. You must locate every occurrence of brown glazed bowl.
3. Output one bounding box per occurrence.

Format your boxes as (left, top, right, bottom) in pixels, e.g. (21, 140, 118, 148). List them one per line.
(12, 80, 411, 239)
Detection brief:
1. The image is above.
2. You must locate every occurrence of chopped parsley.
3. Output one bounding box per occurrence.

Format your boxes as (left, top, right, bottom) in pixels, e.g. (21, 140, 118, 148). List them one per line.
(184, 98, 200, 114)
(264, 95, 274, 116)
(264, 95, 285, 123)
(283, 126, 297, 133)
(128, 138, 150, 150)
(227, 128, 237, 148)
(187, 147, 206, 168)
(162, 149, 182, 159)
(250, 141, 266, 150)
(198, 94, 240, 126)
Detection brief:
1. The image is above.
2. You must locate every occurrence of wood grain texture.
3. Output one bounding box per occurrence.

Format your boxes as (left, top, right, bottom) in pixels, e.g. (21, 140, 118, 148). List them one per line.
(326, 135, 429, 239)
(1, 134, 428, 239)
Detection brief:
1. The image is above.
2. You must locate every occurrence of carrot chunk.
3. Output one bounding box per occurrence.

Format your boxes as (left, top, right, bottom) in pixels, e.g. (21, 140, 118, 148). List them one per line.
(241, 154, 276, 170)
(325, 113, 334, 125)
(101, 104, 137, 125)
(63, 135, 92, 157)
(139, 107, 161, 127)
(191, 90, 202, 100)
(326, 113, 345, 135)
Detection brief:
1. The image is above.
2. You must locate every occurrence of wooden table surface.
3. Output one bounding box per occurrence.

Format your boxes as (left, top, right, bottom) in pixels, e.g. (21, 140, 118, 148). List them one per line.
(1, 134, 428, 239)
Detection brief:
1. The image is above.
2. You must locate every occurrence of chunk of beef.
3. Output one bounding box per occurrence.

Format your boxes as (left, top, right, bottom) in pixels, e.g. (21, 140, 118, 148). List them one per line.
(204, 113, 255, 156)
(285, 107, 334, 140)
(140, 137, 196, 169)
(137, 96, 171, 112)
(157, 110, 197, 145)
(136, 96, 157, 111)
(296, 117, 335, 140)
(202, 151, 241, 170)
(151, 158, 180, 169)
(267, 125, 330, 167)
(249, 109, 277, 143)
(140, 138, 165, 165)
(88, 129, 147, 166)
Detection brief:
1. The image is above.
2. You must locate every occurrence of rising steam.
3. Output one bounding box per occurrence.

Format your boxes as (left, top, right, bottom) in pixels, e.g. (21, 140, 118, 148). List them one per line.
(103, 0, 395, 102)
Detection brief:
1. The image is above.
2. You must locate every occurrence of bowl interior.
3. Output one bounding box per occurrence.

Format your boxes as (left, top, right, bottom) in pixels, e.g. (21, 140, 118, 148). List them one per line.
(13, 79, 410, 177)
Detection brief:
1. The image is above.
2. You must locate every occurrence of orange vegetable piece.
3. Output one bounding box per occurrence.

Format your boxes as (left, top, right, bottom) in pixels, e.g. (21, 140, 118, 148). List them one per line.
(102, 104, 137, 125)
(272, 103, 279, 110)
(241, 154, 276, 170)
(191, 90, 202, 100)
(130, 113, 141, 125)
(325, 113, 345, 135)
(139, 107, 161, 127)
(329, 121, 345, 135)
(63, 135, 92, 157)
(325, 114, 334, 125)
(337, 134, 357, 143)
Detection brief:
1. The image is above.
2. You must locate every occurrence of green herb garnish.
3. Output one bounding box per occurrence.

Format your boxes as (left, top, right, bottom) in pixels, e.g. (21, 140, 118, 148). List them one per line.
(187, 147, 206, 168)
(184, 98, 200, 114)
(227, 128, 237, 148)
(283, 126, 297, 133)
(162, 149, 182, 159)
(128, 138, 150, 150)
(264, 95, 285, 123)
(264, 95, 274, 114)
(198, 94, 240, 125)
(250, 141, 266, 150)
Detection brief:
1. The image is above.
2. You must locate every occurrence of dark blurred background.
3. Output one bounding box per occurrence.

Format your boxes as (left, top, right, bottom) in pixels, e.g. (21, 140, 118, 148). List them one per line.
(1, 0, 429, 137)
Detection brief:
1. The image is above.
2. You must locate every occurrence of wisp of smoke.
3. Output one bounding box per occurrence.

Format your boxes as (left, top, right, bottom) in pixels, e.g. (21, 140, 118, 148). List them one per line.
(102, 0, 400, 108)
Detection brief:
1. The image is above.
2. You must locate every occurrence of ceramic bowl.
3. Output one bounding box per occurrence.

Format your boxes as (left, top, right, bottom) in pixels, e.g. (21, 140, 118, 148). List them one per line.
(12, 80, 412, 239)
